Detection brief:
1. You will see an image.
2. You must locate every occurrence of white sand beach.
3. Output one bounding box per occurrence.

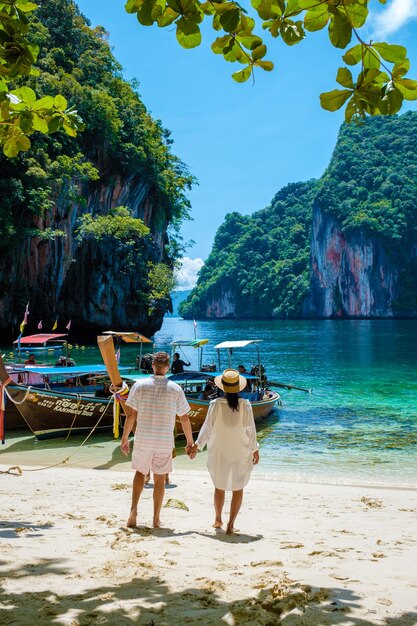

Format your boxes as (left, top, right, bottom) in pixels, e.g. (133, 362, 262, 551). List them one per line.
(1, 464, 417, 625)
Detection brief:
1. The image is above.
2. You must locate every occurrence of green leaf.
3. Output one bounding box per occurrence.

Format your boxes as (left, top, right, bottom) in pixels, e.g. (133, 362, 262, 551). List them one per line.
(16, 133, 31, 151)
(344, 1, 368, 28)
(211, 35, 231, 54)
(220, 7, 240, 32)
(336, 66, 354, 88)
(395, 79, 417, 100)
(320, 88, 352, 111)
(257, 59, 274, 71)
(32, 96, 54, 110)
(125, 0, 144, 12)
(232, 65, 252, 82)
(3, 138, 20, 158)
(298, 0, 317, 8)
(31, 112, 49, 133)
(392, 58, 410, 79)
(304, 5, 329, 32)
(158, 7, 179, 26)
(328, 11, 352, 49)
(63, 120, 78, 137)
(54, 95, 67, 110)
(136, 0, 157, 26)
(379, 83, 403, 115)
(251, 44, 267, 60)
(373, 42, 407, 64)
(362, 46, 381, 70)
(252, 0, 283, 20)
(176, 18, 202, 49)
(237, 34, 263, 50)
(15, 86, 36, 104)
(48, 116, 61, 133)
(280, 19, 304, 45)
(343, 43, 362, 66)
(163, 498, 189, 511)
(15, 1, 38, 12)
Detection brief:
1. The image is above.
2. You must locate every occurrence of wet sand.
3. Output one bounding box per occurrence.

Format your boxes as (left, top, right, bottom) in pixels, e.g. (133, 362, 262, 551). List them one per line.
(1, 463, 417, 625)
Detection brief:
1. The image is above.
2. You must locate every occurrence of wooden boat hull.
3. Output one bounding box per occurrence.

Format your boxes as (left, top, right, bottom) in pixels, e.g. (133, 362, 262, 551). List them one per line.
(5, 387, 280, 441)
(186, 394, 280, 430)
(5, 384, 114, 440)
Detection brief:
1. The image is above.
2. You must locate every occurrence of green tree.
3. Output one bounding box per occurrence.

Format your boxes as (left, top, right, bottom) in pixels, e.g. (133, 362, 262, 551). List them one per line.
(0, 0, 84, 156)
(124, 0, 417, 121)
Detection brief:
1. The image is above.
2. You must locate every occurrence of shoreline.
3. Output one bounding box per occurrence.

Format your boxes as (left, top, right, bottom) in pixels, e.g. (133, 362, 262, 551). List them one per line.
(2, 460, 417, 492)
(1, 465, 417, 625)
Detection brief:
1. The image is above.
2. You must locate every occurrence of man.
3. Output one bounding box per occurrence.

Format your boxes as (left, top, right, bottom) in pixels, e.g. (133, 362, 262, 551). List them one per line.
(171, 352, 190, 374)
(121, 351, 194, 528)
(24, 354, 37, 366)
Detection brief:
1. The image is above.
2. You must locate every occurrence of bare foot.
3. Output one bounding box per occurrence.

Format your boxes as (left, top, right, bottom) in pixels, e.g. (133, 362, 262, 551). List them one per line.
(153, 519, 161, 528)
(226, 524, 239, 535)
(127, 512, 137, 528)
(144, 472, 151, 484)
(213, 520, 223, 528)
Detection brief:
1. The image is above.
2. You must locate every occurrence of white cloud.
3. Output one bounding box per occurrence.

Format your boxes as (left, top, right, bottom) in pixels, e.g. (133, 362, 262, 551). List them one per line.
(371, 0, 417, 38)
(175, 257, 204, 291)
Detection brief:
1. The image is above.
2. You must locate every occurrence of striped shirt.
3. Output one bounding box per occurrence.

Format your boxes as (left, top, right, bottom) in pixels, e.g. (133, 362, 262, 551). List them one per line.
(125, 375, 190, 453)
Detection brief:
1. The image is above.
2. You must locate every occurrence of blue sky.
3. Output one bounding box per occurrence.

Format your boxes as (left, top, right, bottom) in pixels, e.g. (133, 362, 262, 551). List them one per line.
(76, 0, 417, 288)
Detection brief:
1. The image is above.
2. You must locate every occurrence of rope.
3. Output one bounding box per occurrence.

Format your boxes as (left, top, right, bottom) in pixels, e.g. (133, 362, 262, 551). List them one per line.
(0, 382, 127, 474)
(5, 385, 32, 405)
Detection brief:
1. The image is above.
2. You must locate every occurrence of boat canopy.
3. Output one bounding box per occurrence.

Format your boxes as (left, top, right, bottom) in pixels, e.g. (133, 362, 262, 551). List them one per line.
(171, 339, 209, 348)
(7, 364, 130, 376)
(103, 331, 152, 343)
(13, 333, 68, 345)
(214, 340, 263, 349)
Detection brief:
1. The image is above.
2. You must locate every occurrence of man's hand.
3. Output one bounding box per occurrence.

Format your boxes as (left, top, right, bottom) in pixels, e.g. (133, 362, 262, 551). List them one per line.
(253, 450, 259, 465)
(121, 437, 130, 456)
(185, 443, 197, 459)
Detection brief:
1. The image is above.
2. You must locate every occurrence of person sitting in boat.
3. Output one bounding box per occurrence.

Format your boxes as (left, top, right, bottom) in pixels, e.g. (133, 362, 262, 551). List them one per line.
(171, 352, 190, 374)
(24, 354, 37, 366)
(238, 365, 252, 392)
(199, 383, 216, 401)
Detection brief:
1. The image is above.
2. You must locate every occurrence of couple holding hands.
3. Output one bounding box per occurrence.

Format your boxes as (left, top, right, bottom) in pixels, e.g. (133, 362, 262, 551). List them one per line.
(121, 351, 259, 534)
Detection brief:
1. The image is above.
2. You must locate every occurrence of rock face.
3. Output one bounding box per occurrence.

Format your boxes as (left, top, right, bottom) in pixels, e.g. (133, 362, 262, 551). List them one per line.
(204, 288, 236, 319)
(303, 206, 400, 318)
(0, 174, 169, 342)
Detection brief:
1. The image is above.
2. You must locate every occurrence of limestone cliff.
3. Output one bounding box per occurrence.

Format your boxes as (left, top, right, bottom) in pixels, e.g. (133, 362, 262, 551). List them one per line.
(0, 0, 192, 342)
(303, 206, 402, 318)
(0, 175, 170, 340)
(181, 112, 417, 320)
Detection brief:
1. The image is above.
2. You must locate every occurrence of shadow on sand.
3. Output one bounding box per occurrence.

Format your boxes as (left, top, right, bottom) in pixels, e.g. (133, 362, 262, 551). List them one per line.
(1, 558, 416, 625)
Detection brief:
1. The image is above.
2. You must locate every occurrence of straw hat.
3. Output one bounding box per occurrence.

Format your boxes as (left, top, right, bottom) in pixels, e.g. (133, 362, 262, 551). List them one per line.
(214, 368, 247, 393)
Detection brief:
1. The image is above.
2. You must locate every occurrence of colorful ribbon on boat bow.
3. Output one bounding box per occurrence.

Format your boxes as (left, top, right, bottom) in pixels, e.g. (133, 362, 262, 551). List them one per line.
(110, 381, 129, 439)
(0, 377, 13, 444)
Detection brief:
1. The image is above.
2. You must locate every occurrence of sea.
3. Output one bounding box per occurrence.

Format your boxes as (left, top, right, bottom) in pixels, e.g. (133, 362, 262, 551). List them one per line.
(2, 317, 417, 489)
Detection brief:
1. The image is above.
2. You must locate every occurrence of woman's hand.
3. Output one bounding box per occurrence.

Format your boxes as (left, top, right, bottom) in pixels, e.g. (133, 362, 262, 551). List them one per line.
(253, 450, 259, 465)
(185, 443, 198, 459)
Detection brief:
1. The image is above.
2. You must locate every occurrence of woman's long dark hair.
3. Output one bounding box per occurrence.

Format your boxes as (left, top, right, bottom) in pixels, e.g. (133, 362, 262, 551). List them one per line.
(225, 392, 239, 411)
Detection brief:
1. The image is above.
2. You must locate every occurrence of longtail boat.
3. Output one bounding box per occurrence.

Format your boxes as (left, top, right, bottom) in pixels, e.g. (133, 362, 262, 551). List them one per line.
(0, 359, 130, 440)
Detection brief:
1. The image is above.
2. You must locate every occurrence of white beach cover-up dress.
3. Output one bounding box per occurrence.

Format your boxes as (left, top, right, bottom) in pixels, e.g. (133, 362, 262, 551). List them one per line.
(196, 397, 258, 491)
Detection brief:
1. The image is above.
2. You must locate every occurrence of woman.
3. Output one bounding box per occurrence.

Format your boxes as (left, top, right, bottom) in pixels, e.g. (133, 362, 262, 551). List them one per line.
(191, 369, 259, 534)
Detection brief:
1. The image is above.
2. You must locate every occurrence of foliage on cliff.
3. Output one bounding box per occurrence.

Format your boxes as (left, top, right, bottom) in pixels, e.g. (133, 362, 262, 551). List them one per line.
(0, 0, 193, 253)
(181, 111, 417, 319)
(180, 180, 317, 319)
(318, 111, 417, 245)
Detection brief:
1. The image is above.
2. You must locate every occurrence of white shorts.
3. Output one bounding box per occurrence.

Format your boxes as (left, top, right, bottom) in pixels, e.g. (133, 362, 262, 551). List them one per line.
(132, 449, 172, 475)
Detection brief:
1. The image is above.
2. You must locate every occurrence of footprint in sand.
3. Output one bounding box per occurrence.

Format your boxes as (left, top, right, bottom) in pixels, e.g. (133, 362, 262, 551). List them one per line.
(250, 560, 284, 567)
(280, 542, 304, 549)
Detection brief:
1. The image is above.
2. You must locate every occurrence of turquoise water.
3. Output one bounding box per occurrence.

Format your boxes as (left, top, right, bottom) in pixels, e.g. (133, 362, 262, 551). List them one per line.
(2, 317, 417, 487)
